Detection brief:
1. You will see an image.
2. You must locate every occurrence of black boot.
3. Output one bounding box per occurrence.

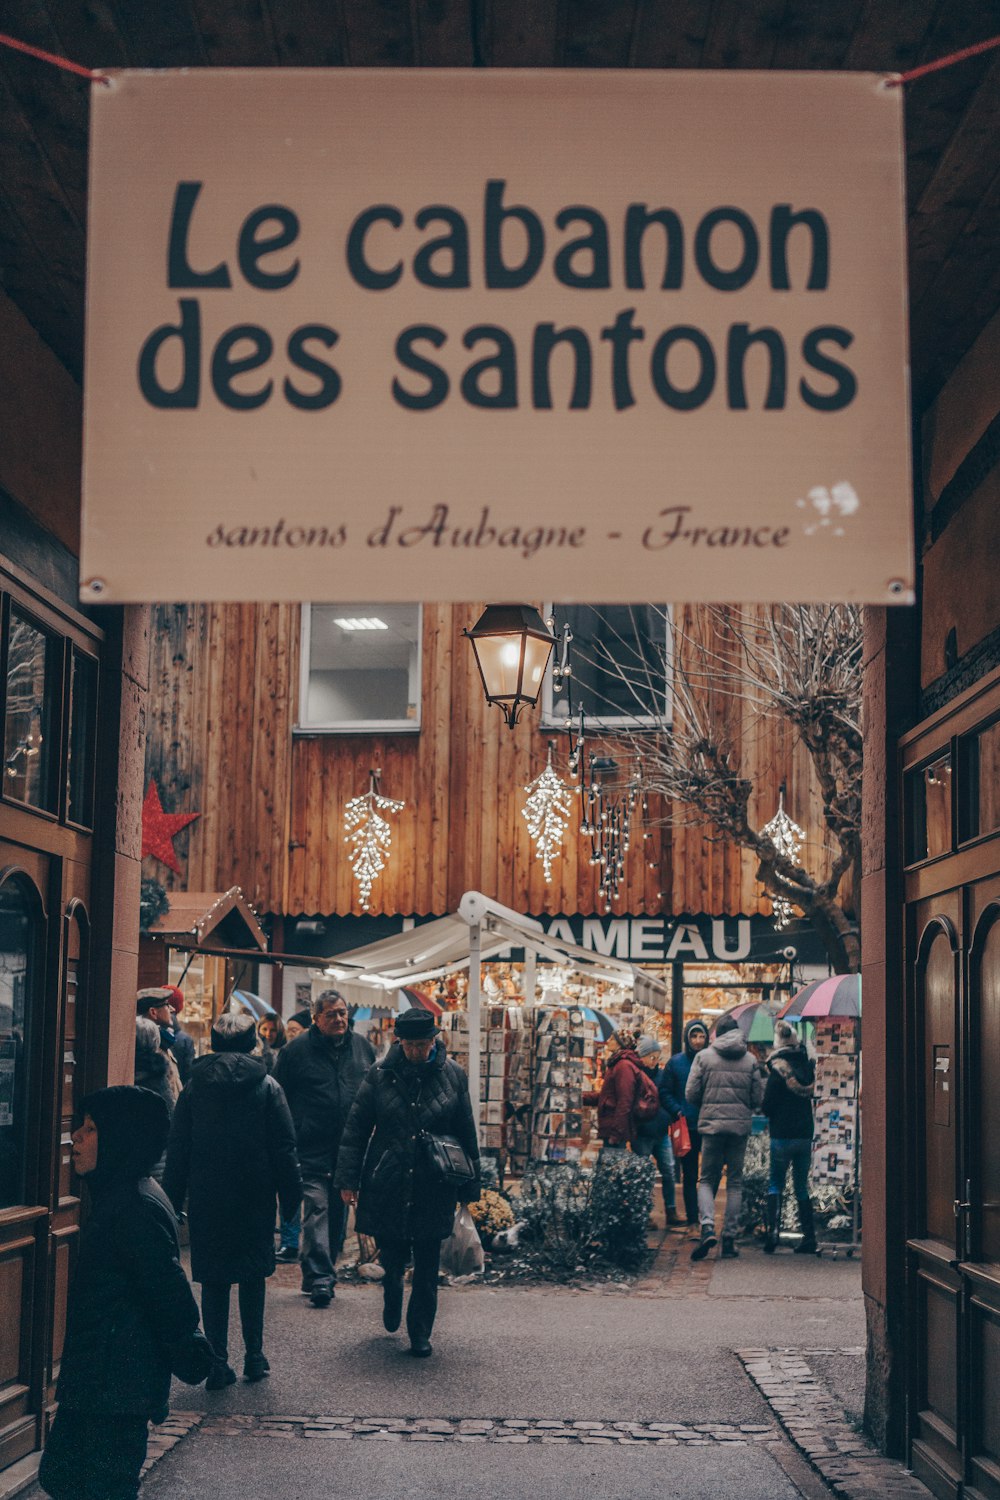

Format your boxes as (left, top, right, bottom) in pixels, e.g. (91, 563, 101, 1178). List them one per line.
(691, 1226, 717, 1262)
(794, 1197, 817, 1254)
(763, 1195, 779, 1254)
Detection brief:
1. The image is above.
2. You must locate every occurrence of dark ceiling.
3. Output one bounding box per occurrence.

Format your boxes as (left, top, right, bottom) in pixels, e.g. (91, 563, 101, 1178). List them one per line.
(1, 0, 998, 412)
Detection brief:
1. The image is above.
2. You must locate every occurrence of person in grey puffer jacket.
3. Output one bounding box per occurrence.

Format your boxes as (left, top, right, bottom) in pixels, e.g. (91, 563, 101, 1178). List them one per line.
(686, 1014, 764, 1261)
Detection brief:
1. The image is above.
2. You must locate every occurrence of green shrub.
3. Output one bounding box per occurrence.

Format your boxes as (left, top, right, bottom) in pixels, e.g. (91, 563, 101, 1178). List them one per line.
(518, 1152, 655, 1275)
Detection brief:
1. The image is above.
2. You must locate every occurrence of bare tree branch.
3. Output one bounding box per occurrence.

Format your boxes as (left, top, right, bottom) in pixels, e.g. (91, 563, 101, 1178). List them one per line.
(567, 604, 862, 973)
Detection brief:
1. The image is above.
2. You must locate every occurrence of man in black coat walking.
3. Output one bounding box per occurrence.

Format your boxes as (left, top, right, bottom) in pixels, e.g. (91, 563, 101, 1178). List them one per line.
(273, 990, 375, 1306)
(164, 1011, 302, 1386)
(762, 1019, 817, 1254)
(336, 1007, 480, 1358)
(39, 1087, 212, 1500)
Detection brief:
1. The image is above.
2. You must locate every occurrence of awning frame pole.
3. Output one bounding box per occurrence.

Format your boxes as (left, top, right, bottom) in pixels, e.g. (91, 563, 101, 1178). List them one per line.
(468, 919, 482, 1143)
(523, 947, 537, 1008)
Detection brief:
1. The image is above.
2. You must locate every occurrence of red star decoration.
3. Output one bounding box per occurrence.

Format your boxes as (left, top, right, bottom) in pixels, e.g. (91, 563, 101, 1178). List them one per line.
(141, 780, 201, 874)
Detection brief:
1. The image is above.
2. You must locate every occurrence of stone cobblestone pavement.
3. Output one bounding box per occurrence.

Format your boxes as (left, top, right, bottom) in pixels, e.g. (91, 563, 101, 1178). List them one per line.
(191, 1412, 782, 1446)
(142, 1412, 205, 1474)
(737, 1349, 935, 1500)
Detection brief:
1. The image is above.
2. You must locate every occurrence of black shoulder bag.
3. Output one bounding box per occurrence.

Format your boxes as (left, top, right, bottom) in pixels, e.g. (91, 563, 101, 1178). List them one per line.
(420, 1131, 478, 1193)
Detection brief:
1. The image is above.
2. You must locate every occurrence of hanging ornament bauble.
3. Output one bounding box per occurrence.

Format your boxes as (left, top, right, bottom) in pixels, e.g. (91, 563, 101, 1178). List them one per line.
(521, 743, 573, 882)
(762, 790, 806, 929)
(344, 769, 405, 911)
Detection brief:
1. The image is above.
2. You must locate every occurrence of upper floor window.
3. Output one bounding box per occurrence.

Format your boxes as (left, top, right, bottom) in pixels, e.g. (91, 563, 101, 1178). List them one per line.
(3, 606, 61, 813)
(542, 604, 671, 729)
(298, 604, 422, 733)
(1, 585, 100, 830)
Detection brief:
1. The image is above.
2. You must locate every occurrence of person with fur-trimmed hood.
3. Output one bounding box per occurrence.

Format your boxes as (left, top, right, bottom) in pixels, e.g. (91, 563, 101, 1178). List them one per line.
(39, 1087, 212, 1500)
(762, 1019, 817, 1254)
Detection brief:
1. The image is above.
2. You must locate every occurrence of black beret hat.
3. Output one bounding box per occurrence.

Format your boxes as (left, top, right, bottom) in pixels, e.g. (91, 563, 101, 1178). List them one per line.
(394, 1007, 437, 1040)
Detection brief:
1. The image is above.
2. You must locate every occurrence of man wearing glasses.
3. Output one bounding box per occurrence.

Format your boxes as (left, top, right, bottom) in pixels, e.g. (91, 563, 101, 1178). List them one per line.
(274, 992, 375, 1307)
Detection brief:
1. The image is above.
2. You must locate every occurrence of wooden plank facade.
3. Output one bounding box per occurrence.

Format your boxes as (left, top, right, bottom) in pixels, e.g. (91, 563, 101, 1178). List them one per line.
(144, 601, 846, 923)
(0, 292, 147, 1478)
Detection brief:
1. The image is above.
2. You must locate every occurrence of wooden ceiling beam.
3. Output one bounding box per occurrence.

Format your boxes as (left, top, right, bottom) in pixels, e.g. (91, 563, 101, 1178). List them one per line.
(187, 0, 282, 66)
(410, 0, 476, 67)
(0, 190, 81, 379)
(108, 0, 211, 69)
(480, 0, 565, 68)
(628, 0, 713, 69)
(907, 54, 1000, 309)
(339, 0, 415, 66)
(561, 0, 638, 69)
(769, 0, 865, 71)
(843, 0, 940, 71)
(699, 0, 784, 70)
(910, 165, 1000, 409)
(265, 0, 348, 65)
(40, 0, 133, 70)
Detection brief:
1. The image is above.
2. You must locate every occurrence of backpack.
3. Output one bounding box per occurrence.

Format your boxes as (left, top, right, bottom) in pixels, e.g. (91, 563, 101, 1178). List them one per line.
(632, 1064, 661, 1122)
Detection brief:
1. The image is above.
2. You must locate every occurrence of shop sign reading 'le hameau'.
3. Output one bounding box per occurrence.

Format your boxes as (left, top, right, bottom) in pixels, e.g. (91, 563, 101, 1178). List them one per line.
(82, 70, 912, 605)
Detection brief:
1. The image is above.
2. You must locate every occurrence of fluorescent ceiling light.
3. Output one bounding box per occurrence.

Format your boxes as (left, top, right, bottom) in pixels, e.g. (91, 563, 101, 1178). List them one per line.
(335, 616, 388, 631)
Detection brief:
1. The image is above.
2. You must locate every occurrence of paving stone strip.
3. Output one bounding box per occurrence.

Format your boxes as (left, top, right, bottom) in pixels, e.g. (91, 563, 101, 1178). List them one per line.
(736, 1349, 934, 1500)
(142, 1412, 205, 1474)
(189, 1413, 781, 1447)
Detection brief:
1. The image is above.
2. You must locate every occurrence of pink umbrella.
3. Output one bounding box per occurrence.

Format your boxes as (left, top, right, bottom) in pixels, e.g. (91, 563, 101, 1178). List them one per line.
(778, 974, 861, 1019)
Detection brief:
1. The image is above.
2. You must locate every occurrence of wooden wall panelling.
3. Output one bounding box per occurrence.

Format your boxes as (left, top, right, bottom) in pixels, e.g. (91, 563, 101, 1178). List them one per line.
(446, 606, 473, 908)
(148, 600, 846, 920)
(428, 605, 453, 915)
(411, 610, 435, 914)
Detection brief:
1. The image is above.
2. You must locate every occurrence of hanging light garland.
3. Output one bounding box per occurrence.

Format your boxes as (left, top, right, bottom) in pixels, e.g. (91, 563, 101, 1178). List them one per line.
(565, 710, 640, 913)
(522, 741, 573, 881)
(344, 768, 405, 911)
(762, 787, 805, 929)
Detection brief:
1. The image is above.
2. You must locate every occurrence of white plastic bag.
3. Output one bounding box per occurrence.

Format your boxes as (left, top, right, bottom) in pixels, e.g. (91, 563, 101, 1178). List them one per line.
(439, 1205, 485, 1278)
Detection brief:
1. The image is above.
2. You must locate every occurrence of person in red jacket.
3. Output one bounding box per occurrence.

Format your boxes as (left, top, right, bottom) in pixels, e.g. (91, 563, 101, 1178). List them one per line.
(594, 1028, 646, 1147)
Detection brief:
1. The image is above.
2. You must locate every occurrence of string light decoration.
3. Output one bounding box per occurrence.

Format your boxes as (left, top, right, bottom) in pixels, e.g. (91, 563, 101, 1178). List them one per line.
(344, 768, 405, 911)
(762, 787, 805, 929)
(564, 711, 640, 913)
(522, 742, 573, 881)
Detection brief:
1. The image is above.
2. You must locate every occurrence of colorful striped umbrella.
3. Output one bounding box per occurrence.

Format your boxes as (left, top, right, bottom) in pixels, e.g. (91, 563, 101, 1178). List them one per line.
(778, 974, 861, 1019)
(711, 1000, 786, 1044)
(397, 986, 445, 1018)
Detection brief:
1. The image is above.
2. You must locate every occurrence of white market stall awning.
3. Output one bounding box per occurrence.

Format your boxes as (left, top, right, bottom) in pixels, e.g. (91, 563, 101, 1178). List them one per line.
(322, 895, 636, 991)
(316, 893, 637, 1144)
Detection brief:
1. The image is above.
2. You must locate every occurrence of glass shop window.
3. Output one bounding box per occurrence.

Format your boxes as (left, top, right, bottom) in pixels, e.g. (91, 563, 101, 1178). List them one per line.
(0, 877, 39, 1209)
(958, 716, 1000, 843)
(3, 607, 60, 813)
(543, 604, 670, 729)
(66, 649, 98, 828)
(905, 750, 953, 864)
(298, 604, 422, 732)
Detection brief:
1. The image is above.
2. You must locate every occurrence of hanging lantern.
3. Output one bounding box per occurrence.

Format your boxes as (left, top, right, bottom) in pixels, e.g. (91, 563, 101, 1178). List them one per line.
(464, 604, 556, 728)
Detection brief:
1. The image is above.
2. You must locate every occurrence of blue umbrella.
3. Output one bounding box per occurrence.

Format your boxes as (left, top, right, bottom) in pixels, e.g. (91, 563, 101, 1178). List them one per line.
(230, 989, 275, 1020)
(537, 1004, 618, 1041)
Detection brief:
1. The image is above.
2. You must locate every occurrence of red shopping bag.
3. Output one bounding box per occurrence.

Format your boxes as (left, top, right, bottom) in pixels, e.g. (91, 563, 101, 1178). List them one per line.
(669, 1116, 692, 1158)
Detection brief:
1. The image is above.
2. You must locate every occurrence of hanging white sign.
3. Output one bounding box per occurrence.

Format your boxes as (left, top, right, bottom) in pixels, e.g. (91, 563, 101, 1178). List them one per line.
(82, 69, 912, 604)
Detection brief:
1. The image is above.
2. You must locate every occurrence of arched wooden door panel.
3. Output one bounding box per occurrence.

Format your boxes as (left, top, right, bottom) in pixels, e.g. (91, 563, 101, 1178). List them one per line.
(910, 914, 964, 1500)
(965, 904, 1000, 1500)
(0, 861, 48, 1470)
(46, 902, 88, 1402)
